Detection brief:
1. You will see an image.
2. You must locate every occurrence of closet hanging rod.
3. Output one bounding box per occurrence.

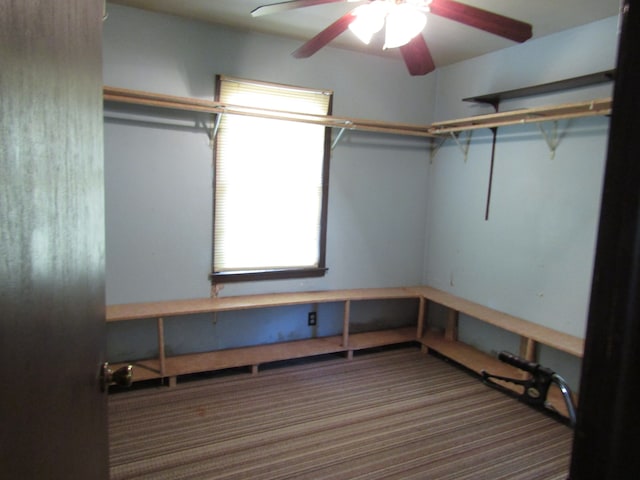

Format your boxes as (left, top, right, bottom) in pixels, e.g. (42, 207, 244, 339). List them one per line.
(428, 98, 611, 135)
(104, 86, 611, 138)
(103, 86, 438, 138)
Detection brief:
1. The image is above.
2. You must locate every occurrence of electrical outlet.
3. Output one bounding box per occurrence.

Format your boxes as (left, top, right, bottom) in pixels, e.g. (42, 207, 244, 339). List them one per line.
(308, 311, 317, 326)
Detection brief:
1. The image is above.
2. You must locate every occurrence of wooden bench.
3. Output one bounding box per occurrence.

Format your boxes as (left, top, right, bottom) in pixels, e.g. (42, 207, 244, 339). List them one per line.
(411, 286, 584, 418)
(107, 286, 583, 419)
(413, 286, 583, 357)
(106, 288, 422, 386)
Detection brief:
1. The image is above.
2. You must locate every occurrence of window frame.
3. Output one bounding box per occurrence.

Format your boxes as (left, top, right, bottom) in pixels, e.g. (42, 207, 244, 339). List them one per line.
(210, 75, 333, 284)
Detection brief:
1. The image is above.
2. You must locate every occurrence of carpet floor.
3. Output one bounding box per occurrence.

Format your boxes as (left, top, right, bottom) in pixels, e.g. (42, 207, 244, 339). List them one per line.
(109, 346, 573, 479)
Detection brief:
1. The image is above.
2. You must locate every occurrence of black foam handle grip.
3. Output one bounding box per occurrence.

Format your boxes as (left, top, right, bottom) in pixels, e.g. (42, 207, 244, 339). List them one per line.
(498, 351, 539, 373)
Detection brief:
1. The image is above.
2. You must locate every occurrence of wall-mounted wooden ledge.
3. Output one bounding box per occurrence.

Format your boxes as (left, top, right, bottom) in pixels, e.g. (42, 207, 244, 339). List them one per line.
(463, 69, 615, 105)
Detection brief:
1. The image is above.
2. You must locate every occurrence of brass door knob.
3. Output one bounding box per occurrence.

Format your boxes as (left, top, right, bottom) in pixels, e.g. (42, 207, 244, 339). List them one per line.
(100, 362, 133, 392)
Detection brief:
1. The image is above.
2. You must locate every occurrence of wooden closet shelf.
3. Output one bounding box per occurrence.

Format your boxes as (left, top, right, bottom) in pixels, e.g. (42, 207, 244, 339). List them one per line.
(428, 98, 611, 135)
(103, 86, 611, 139)
(463, 69, 615, 105)
(103, 86, 437, 138)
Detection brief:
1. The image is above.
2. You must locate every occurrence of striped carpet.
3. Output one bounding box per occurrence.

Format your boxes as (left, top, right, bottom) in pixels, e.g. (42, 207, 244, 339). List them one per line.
(109, 347, 573, 479)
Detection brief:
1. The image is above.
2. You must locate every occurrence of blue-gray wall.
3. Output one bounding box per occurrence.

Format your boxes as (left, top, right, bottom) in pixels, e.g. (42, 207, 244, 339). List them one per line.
(103, 4, 433, 361)
(424, 16, 619, 387)
(104, 3, 619, 390)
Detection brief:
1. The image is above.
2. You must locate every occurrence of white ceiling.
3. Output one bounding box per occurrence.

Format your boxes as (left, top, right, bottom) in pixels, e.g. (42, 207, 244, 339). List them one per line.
(107, 0, 622, 67)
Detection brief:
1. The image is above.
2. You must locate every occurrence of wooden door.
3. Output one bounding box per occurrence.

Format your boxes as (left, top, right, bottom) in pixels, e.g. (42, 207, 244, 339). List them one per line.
(0, 1, 108, 478)
(570, 1, 640, 477)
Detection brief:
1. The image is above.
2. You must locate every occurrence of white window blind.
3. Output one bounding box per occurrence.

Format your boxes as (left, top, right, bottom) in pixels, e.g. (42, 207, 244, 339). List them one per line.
(213, 76, 332, 277)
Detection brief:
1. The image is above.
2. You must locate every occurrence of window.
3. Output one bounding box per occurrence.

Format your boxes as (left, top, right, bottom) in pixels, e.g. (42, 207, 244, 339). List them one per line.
(211, 76, 333, 283)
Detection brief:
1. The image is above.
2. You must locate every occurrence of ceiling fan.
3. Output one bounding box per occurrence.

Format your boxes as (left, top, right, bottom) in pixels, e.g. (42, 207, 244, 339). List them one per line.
(251, 0, 532, 76)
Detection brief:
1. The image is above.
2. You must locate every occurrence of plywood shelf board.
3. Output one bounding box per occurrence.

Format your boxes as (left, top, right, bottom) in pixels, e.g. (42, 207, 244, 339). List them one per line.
(347, 327, 417, 350)
(164, 336, 347, 376)
(463, 69, 615, 105)
(422, 331, 526, 378)
(107, 288, 420, 322)
(111, 328, 418, 383)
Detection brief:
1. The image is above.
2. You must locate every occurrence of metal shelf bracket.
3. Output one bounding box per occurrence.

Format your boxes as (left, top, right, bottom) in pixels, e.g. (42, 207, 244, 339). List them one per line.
(429, 130, 473, 163)
(209, 112, 223, 147)
(450, 130, 473, 162)
(429, 136, 447, 163)
(331, 126, 349, 150)
(537, 120, 570, 159)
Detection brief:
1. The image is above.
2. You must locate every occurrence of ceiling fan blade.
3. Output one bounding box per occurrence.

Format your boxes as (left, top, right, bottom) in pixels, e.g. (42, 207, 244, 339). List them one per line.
(292, 12, 357, 58)
(429, 0, 532, 43)
(252, 0, 350, 17)
(400, 35, 435, 76)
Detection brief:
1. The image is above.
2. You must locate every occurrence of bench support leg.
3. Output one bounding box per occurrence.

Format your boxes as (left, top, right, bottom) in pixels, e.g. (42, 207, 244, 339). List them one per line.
(342, 300, 350, 347)
(416, 297, 427, 340)
(445, 309, 459, 341)
(520, 337, 537, 362)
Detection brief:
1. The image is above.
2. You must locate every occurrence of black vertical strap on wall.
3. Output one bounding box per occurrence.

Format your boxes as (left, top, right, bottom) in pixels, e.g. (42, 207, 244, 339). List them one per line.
(569, 1, 640, 479)
(484, 99, 500, 221)
(485, 127, 498, 221)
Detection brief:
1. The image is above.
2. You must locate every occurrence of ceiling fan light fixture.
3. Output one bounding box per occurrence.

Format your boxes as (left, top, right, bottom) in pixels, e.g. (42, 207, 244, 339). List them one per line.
(348, 2, 387, 45)
(383, 3, 427, 49)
